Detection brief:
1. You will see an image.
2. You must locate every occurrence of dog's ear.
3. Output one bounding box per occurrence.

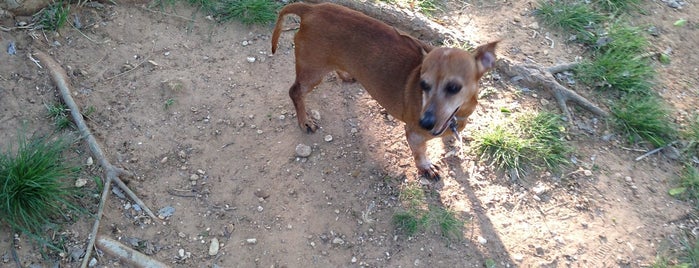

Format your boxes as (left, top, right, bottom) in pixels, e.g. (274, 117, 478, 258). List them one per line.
(474, 40, 499, 77)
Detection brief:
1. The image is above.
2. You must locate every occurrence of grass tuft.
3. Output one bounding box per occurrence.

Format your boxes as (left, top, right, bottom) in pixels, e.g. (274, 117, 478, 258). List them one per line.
(36, 2, 70, 31)
(683, 113, 699, 158)
(212, 0, 280, 24)
(46, 102, 73, 130)
(537, 1, 603, 43)
(610, 95, 677, 147)
(576, 24, 654, 94)
(595, 0, 640, 13)
(0, 133, 82, 246)
(473, 111, 570, 177)
(392, 182, 464, 240)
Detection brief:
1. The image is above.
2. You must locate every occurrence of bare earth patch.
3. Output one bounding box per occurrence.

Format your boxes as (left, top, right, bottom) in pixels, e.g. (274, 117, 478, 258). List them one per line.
(1, 0, 697, 267)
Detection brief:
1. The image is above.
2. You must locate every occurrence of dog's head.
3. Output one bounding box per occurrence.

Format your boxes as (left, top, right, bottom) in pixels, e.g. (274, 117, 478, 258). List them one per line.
(417, 41, 498, 135)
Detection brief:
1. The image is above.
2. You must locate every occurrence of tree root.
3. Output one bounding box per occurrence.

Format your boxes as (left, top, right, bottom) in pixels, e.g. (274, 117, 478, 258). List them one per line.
(303, 0, 609, 120)
(32, 50, 160, 268)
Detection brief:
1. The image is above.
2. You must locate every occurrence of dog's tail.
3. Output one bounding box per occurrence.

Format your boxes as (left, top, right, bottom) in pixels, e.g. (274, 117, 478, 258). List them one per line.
(271, 2, 313, 54)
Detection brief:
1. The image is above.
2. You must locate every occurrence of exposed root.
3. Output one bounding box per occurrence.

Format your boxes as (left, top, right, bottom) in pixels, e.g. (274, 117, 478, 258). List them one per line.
(32, 50, 160, 268)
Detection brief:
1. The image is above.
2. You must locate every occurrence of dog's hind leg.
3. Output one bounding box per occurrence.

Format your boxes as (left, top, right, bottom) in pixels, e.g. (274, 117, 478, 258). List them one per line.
(289, 67, 327, 133)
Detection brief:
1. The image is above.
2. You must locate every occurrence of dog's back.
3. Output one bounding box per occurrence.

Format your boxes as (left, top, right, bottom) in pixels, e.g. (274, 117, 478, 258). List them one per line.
(271, 2, 431, 120)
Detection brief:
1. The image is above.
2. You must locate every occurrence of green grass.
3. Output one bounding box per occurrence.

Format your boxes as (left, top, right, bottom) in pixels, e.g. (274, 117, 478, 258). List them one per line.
(392, 182, 465, 240)
(595, 0, 640, 13)
(537, 1, 604, 44)
(683, 114, 699, 158)
(473, 111, 570, 177)
(576, 24, 655, 94)
(45, 102, 73, 130)
(36, 2, 70, 31)
(669, 165, 699, 205)
(0, 133, 82, 248)
(211, 0, 280, 24)
(611, 95, 677, 147)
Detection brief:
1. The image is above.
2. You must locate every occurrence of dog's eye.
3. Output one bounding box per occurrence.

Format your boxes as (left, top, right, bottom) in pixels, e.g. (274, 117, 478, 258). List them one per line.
(445, 82, 462, 94)
(420, 80, 431, 92)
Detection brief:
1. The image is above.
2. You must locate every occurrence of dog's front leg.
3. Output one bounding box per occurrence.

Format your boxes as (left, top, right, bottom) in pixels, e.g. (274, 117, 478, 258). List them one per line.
(406, 125, 440, 180)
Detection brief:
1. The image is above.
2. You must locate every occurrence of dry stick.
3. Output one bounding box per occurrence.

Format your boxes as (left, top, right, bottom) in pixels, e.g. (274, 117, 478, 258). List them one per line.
(32, 50, 160, 268)
(635, 141, 678, 161)
(305, 0, 608, 120)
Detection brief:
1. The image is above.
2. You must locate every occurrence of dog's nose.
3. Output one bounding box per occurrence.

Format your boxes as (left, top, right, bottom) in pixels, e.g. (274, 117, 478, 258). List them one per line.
(419, 111, 436, 130)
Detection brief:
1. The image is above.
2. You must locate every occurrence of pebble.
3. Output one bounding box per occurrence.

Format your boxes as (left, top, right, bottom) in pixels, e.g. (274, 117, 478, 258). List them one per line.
(351, 256, 357, 263)
(246, 56, 256, 63)
(311, 110, 321, 121)
(75, 178, 88, 188)
(583, 170, 593, 177)
(189, 174, 199, 181)
(86, 157, 93, 166)
(625, 176, 633, 183)
(477, 236, 487, 244)
(254, 189, 270, 199)
(324, 135, 333, 142)
(246, 238, 257, 245)
(178, 248, 185, 258)
(209, 238, 220, 256)
(257, 206, 264, 212)
(197, 169, 206, 175)
(295, 143, 312, 157)
(160, 157, 168, 163)
(332, 237, 345, 245)
(88, 258, 97, 267)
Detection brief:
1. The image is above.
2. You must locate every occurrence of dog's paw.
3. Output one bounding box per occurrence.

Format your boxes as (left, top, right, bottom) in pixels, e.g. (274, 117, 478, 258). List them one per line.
(302, 119, 319, 133)
(418, 164, 441, 180)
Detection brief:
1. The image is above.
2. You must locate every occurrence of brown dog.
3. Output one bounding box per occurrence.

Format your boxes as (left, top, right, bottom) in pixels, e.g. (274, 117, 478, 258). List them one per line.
(271, 2, 498, 179)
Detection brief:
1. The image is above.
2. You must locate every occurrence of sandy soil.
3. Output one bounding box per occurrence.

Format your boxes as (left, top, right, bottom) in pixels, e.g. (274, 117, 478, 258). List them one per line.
(1, 0, 698, 267)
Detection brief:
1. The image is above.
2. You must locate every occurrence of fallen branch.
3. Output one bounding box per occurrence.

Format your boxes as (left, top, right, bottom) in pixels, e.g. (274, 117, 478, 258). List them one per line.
(96, 235, 169, 268)
(32, 50, 160, 268)
(304, 0, 609, 120)
(635, 141, 678, 161)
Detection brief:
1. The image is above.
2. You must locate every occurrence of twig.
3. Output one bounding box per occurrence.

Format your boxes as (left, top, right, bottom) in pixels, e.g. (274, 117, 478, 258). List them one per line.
(27, 53, 42, 69)
(635, 141, 678, 161)
(32, 50, 160, 268)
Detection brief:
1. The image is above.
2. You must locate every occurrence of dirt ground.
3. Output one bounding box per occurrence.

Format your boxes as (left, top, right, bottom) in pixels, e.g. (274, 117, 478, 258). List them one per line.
(1, 0, 698, 267)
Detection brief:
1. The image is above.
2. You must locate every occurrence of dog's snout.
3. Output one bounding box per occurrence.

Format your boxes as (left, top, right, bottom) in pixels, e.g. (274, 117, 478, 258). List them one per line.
(419, 111, 436, 130)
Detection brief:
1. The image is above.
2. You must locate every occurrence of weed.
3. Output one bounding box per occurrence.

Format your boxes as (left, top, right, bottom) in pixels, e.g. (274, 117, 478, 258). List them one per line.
(611, 95, 677, 147)
(392, 183, 464, 240)
(669, 165, 699, 203)
(164, 98, 175, 109)
(392, 210, 424, 236)
(521, 112, 571, 171)
(45, 103, 73, 130)
(537, 1, 603, 43)
(212, 0, 280, 24)
(36, 2, 70, 31)
(0, 133, 82, 248)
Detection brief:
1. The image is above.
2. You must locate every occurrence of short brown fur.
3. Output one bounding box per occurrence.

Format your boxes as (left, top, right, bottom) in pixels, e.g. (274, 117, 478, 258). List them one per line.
(272, 2, 498, 179)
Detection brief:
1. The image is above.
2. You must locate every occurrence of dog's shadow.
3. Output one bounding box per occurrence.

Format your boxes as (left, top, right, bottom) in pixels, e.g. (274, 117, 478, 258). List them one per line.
(428, 138, 516, 264)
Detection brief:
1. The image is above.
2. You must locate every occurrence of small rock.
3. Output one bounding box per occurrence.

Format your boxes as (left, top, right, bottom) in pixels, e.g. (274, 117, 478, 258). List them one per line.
(257, 206, 264, 212)
(178, 150, 187, 159)
(625, 176, 633, 183)
(663, 145, 681, 160)
(75, 178, 88, 188)
(540, 99, 549, 106)
(246, 238, 257, 245)
(535, 246, 545, 256)
(351, 256, 357, 263)
(88, 258, 97, 267)
(160, 157, 168, 163)
(324, 135, 333, 142)
(197, 169, 206, 175)
(295, 143, 312, 157)
(477, 236, 487, 244)
(513, 254, 523, 261)
(583, 170, 593, 177)
(332, 237, 345, 245)
(189, 174, 199, 181)
(310, 110, 321, 121)
(158, 206, 176, 219)
(246, 56, 256, 63)
(528, 22, 539, 30)
(178, 248, 185, 258)
(350, 128, 358, 134)
(209, 238, 220, 256)
(242, 40, 249, 46)
(254, 189, 270, 199)
(86, 157, 94, 166)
